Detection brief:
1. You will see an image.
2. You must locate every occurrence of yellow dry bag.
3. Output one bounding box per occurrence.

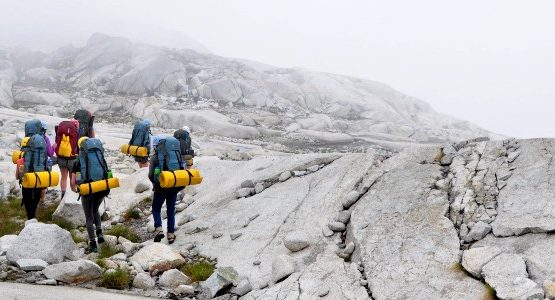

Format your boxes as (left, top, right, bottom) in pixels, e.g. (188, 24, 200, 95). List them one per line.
(120, 144, 148, 157)
(159, 169, 203, 188)
(58, 134, 73, 158)
(78, 177, 120, 196)
(22, 171, 60, 188)
(12, 150, 25, 164)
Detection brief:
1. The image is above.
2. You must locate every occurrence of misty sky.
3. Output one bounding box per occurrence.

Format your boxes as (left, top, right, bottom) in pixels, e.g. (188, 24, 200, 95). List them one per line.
(1, 0, 554, 138)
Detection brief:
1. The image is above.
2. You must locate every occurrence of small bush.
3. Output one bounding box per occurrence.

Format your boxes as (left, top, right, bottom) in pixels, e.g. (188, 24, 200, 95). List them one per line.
(98, 242, 122, 259)
(96, 259, 108, 269)
(0, 197, 26, 236)
(106, 224, 141, 243)
(124, 207, 141, 221)
(99, 267, 130, 290)
(71, 231, 87, 244)
(180, 261, 215, 282)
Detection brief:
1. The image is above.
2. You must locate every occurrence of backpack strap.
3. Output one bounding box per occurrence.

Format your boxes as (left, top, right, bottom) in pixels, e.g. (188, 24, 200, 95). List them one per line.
(185, 169, 193, 186)
(93, 150, 109, 179)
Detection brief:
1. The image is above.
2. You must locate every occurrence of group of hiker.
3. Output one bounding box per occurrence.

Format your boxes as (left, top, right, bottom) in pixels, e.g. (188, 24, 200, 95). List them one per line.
(12, 109, 197, 253)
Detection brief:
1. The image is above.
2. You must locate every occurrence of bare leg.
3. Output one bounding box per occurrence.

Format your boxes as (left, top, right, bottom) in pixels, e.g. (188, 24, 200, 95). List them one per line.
(60, 167, 68, 198)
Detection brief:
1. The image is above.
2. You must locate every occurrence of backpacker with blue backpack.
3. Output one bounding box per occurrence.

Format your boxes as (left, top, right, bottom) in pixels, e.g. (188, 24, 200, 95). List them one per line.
(77, 138, 111, 197)
(23, 134, 50, 174)
(153, 137, 185, 191)
(129, 119, 151, 154)
(25, 119, 43, 137)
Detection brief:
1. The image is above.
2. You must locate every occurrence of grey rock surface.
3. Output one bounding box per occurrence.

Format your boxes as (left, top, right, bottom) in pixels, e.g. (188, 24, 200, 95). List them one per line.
(159, 269, 192, 288)
(283, 231, 310, 252)
(43, 259, 102, 284)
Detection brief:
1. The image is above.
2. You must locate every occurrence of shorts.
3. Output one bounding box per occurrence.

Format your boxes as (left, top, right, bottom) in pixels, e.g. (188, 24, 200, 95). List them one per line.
(134, 156, 149, 164)
(58, 157, 76, 170)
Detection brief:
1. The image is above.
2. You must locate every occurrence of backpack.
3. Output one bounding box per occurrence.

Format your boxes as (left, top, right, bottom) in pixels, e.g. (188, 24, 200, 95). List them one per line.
(155, 137, 183, 182)
(129, 120, 151, 149)
(173, 129, 194, 157)
(78, 138, 109, 184)
(23, 134, 50, 173)
(25, 119, 43, 137)
(74, 109, 94, 138)
(55, 120, 79, 158)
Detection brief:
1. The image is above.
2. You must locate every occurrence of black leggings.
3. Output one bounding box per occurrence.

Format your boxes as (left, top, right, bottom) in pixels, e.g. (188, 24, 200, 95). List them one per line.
(22, 188, 43, 220)
(81, 195, 104, 241)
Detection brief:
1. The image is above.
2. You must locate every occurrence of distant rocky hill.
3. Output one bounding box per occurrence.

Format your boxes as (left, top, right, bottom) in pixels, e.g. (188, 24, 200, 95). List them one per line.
(0, 33, 497, 151)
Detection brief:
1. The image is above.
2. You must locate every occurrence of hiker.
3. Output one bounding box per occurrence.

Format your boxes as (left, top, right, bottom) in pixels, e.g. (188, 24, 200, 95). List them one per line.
(70, 137, 109, 253)
(129, 119, 152, 168)
(40, 120, 55, 201)
(74, 109, 96, 138)
(148, 135, 184, 244)
(15, 119, 50, 220)
(173, 125, 195, 169)
(54, 119, 79, 200)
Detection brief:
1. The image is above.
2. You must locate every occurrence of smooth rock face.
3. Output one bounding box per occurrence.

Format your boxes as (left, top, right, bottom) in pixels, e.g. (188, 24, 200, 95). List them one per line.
(133, 272, 155, 289)
(462, 246, 503, 278)
(130, 243, 185, 271)
(272, 255, 295, 283)
(283, 231, 310, 252)
(201, 267, 239, 298)
(481, 253, 544, 300)
(7, 223, 77, 264)
(350, 148, 485, 300)
(43, 260, 102, 284)
(159, 269, 192, 288)
(491, 140, 555, 236)
(16, 259, 48, 271)
(0, 235, 18, 255)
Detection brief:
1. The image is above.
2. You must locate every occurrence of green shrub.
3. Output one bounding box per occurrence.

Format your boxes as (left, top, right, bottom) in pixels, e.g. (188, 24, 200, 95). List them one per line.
(124, 207, 141, 221)
(180, 261, 215, 282)
(98, 242, 122, 259)
(106, 224, 141, 243)
(0, 197, 26, 236)
(99, 267, 130, 290)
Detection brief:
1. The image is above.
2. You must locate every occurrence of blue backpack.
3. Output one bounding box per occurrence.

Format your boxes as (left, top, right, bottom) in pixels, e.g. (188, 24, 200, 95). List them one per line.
(155, 137, 183, 180)
(129, 120, 151, 150)
(24, 134, 50, 173)
(25, 119, 43, 137)
(78, 138, 109, 183)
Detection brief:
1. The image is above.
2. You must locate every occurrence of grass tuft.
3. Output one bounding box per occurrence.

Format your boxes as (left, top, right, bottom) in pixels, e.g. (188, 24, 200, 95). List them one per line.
(71, 230, 87, 244)
(98, 267, 130, 290)
(96, 258, 108, 269)
(98, 242, 122, 259)
(123, 207, 141, 221)
(106, 224, 141, 243)
(180, 261, 215, 282)
(0, 196, 26, 236)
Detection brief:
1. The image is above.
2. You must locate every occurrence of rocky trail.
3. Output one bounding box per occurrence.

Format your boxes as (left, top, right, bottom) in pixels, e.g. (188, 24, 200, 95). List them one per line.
(1, 106, 555, 300)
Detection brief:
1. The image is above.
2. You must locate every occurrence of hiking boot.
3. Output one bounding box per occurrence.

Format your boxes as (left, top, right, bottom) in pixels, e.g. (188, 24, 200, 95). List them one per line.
(96, 229, 105, 244)
(61, 190, 66, 200)
(154, 227, 165, 243)
(88, 240, 98, 253)
(167, 233, 176, 244)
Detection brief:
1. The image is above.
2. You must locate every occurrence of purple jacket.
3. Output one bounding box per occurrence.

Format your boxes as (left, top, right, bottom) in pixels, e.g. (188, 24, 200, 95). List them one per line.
(44, 135, 55, 158)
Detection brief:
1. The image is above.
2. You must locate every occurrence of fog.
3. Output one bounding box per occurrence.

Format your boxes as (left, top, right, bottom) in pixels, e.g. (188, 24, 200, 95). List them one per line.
(1, 0, 554, 137)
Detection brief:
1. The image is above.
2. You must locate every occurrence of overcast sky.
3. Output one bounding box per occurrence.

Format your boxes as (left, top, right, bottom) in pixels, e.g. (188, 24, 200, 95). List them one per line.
(1, 0, 554, 138)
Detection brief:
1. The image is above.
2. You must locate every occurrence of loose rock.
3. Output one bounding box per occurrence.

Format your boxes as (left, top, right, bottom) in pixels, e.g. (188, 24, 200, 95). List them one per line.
(231, 278, 252, 296)
(461, 246, 502, 278)
(201, 267, 239, 298)
(328, 222, 346, 232)
(159, 269, 192, 288)
(130, 243, 186, 271)
(279, 171, 292, 182)
(283, 231, 310, 252)
(240, 180, 255, 188)
(43, 259, 102, 284)
(342, 191, 360, 209)
(133, 272, 156, 289)
(16, 259, 48, 271)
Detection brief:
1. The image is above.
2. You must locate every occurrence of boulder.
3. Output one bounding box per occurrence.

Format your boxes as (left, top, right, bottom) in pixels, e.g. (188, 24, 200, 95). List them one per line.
(463, 221, 492, 243)
(130, 243, 185, 271)
(231, 278, 252, 296)
(254, 182, 265, 194)
(235, 188, 252, 198)
(16, 259, 48, 271)
(7, 223, 77, 264)
(135, 180, 152, 193)
(43, 259, 102, 284)
(342, 191, 360, 209)
(279, 171, 292, 182)
(52, 191, 103, 227)
(201, 267, 239, 298)
(0, 235, 18, 255)
(159, 269, 192, 288)
(461, 246, 503, 278)
(482, 253, 543, 300)
(336, 211, 351, 224)
(272, 255, 295, 283)
(283, 231, 310, 252)
(240, 180, 255, 188)
(175, 284, 196, 296)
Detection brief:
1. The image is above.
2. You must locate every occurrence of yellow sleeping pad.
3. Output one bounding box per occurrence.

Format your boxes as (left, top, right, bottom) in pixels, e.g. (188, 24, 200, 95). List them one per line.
(120, 144, 148, 157)
(78, 178, 120, 196)
(12, 150, 25, 164)
(22, 171, 60, 188)
(159, 169, 203, 188)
